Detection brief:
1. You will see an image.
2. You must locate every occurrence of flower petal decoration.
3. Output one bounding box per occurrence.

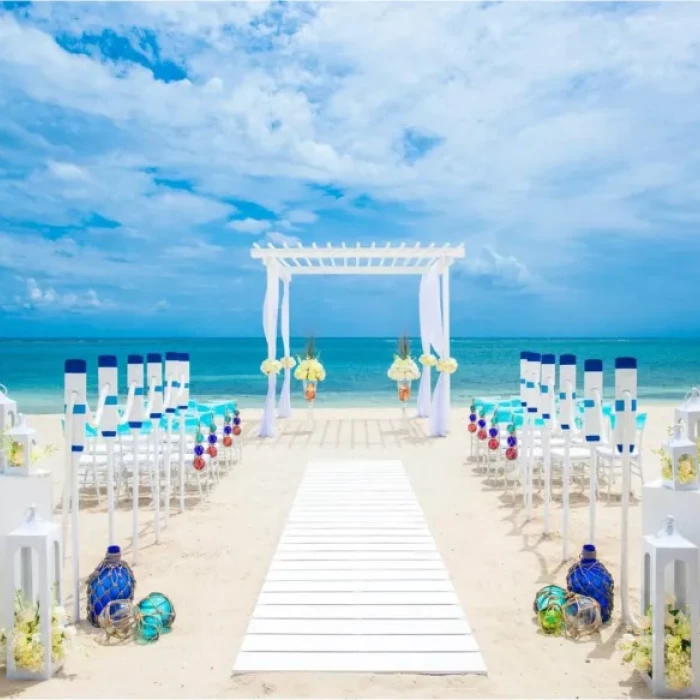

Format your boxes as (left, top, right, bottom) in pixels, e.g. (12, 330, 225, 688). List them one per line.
(436, 357, 458, 374)
(260, 359, 282, 376)
(419, 353, 437, 367)
(280, 356, 297, 370)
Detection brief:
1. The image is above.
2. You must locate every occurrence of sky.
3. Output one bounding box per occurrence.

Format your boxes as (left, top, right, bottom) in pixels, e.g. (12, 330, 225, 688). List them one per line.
(1, 1, 700, 338)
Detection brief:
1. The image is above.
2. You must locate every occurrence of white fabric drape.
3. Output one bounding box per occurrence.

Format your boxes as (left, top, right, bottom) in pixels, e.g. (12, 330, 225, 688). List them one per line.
(417, 274, 432, 418)
(278, 278, 292, 418)
(259, 262, 280, 437)
(425, 269, 448, 437)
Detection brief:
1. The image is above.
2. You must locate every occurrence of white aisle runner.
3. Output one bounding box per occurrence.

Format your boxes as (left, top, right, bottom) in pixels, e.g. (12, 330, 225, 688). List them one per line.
(233, 460, 486, 675)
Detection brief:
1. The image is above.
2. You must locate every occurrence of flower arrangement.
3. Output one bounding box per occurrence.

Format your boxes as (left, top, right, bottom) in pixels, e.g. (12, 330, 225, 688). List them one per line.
(654, 430, 700, 484)
(620, 600, 693, 691)
(280, 356, 297, 370)
(436, 357, 458, 374)
(260, 359, 282, 376)
(1, 431, 56, 469)
(388, 336, 420, 382)
(0, 592, 74, 673)
(294, 337, 326, 383)
(419, 353, 437, 367)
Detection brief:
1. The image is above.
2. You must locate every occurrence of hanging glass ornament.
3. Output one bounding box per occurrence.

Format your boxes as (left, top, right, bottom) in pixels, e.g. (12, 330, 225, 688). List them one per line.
(505, 446, 518, 461)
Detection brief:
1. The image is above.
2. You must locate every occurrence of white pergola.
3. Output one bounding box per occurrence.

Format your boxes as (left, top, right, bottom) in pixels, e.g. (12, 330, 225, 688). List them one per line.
(251, 242, 465, 438)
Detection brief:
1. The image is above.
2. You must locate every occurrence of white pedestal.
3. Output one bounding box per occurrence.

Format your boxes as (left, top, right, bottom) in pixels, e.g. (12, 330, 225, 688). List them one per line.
(0, 472, 54, 618)
(642, 480, 700, 612)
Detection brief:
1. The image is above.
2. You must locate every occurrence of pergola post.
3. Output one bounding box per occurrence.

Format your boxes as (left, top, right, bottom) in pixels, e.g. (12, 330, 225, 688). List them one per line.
(278, 274, 292, 418)
(441, 261, 451, 431)
(259, 259, 280, 438)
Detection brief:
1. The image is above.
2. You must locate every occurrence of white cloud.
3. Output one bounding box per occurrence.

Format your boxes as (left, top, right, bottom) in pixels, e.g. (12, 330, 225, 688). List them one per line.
(463, 246, 533, 289)
(166, 239, 223, 259)
(227, 218, 270, 234)
(46, 161, 90, 181)
(266, 231, 301, 247)
(284, 209, 318, 225)
(18, 278, 104, 312)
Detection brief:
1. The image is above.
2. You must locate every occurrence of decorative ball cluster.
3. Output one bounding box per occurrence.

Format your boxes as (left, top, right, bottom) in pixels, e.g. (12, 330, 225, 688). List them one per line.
(467, 401, 478, 434)
(505, 423, 518, 461)
(206, 421, 218, 459)
(193, 426, 206, 471)
(233, 409, 242, 437)
(487, 416, 500, 451)
(97, 592, 176, 644)
(476, 409, 488, 441)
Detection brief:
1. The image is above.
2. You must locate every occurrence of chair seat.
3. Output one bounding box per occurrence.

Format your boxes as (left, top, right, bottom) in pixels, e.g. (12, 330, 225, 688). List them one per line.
(596, 445, 640, 459)
(551, 446, 590, 461)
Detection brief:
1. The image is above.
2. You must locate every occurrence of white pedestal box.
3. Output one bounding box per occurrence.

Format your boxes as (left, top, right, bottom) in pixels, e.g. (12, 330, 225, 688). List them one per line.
(642, 480, 700, 608)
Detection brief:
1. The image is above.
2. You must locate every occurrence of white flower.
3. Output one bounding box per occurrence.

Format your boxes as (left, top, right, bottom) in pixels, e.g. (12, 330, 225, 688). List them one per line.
(419, 354, 437, 367)
(436, 357, 458, 374)
(280, 356, 297, 370)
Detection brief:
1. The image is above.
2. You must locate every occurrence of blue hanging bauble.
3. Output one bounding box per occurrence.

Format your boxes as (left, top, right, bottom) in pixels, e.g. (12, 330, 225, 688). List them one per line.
(477, 419, 486, 429)
(208, 434, 217, 444)
(224, 425, 232, 435)
(566, 544, 614, 623)
(233, 417, 241, 426)
(507, 435, 517, 447)
(194, 444, 204, 456)
(86, 545, 136, 627)
(488, 427, 498, 438)
(469, 413, 477, 423)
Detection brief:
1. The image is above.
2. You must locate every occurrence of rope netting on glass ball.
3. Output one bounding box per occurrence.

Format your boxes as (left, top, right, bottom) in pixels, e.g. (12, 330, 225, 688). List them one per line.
(97, 592, 176, 644)
(566, 545, 614, 623)
(532, 585, 602, 638)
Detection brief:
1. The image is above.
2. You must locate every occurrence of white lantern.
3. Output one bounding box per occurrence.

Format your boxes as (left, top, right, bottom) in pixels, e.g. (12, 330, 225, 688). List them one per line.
(0, 384, 18, 474)
(675, 388, 700, 442)
(641, 516, 700, 698)
(3, 505, 64, 681)
(5, 414, 37, 477)
(661, 424, 699, 491)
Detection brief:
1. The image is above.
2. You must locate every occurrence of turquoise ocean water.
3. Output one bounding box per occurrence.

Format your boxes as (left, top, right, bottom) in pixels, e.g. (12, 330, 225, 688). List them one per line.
(0, 338, 698, 414)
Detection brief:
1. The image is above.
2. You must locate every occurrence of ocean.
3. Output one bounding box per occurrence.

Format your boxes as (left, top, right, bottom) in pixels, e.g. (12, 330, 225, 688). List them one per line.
(0, 338, 698, 414)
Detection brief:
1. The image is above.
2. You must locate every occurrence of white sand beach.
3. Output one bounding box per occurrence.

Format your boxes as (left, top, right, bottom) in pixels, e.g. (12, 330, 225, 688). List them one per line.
(0, 404, 672, 699)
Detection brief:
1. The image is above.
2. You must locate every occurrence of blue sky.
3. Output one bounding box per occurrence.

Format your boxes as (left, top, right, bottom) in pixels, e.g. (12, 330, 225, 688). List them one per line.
(1, 1, 700, 338)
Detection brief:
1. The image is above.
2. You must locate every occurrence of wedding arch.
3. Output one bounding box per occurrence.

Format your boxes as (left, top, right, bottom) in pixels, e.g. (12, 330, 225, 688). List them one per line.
(251, 242, 465, 438)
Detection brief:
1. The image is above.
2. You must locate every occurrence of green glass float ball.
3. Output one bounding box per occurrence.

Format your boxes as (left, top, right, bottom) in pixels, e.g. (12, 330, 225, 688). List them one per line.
(195, 432, 204, 444)
(538, 606, 564, 635)
(533, 584, 568, 614)
(136, 596, 165, 643)
(144, 592, 176, 631)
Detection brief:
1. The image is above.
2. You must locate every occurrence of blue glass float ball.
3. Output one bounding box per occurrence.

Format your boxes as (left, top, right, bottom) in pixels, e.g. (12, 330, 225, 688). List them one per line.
(224, 425, 232, 435)
(566, 544, 614, 623)
(194, 445, 204, 456)
(488, 427, 499, 438)
(507, 435, 517, 447)
(233, 417, 241, 426)
(477, 419, 486, 429)
(138, 592, 175, 633)
(208, 434, 217, 445)
(86, 546, 135, 627)
(469, 413, 477, 422)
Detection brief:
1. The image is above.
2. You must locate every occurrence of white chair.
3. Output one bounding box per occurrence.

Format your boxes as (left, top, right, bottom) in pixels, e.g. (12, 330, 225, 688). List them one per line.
(595, 413, 647, 499)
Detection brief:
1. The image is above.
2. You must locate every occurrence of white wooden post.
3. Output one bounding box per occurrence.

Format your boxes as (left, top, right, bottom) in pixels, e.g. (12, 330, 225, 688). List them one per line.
(441, 261, 450, 432)
(126, 355, 144, 566)
(178, 353, 190, 513)
(97, 355, 118, 546)
(584, 359, 603, 546)
(615, 356, 637, 627)
(540, 354, 556, 535)
(146, 353, 163, 545)
(559, 354, 576, 562)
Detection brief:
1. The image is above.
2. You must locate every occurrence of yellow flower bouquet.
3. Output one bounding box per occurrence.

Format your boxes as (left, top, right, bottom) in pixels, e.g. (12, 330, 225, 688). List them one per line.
(280, 356, 297, 370)
(1, 431, 56, 469)
(0, 592, 75, 674)
(260, 359, 282, 376)
(654, 430, 700, 484)
(620, 601, 694, 691)
(419, 353, 437, 367)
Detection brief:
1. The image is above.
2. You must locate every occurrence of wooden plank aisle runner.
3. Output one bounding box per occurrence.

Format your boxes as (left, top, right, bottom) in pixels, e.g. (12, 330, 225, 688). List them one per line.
(233, 460, 487, 675)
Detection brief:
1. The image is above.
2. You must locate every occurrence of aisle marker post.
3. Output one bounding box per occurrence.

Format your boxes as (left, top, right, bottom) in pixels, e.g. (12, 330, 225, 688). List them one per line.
(63, 359, 86, 623)
(97, 355, 119, 546)
(178, 353, 190, 513)
(163, 351, 180, 525)
(525, 352, 541, 520)
(615, 356, 637, 627)
(540, 354, 556, 535)
(146, 353, 163, 545)
(126, 355, 144, 565)
(583, 359, 603, 545)
(559, 354, 576, 562)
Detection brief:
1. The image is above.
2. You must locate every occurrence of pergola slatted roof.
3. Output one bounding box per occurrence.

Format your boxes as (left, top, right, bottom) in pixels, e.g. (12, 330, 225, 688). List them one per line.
(251, 241, 465, 276)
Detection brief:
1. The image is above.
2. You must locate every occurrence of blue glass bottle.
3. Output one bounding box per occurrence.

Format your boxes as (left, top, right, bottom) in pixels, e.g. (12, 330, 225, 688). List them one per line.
(86, 545, 136, 627)
(566, 544, 614, 623)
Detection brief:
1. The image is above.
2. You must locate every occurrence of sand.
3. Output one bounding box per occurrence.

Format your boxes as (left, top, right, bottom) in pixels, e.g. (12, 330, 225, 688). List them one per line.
(0, 403, 673, 699)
